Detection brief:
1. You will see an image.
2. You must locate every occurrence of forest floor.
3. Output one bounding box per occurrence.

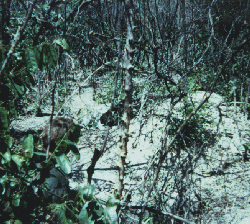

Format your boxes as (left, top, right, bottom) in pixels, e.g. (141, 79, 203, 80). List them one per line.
(10, 72, 250, 223)
(67, 86, 250, 224)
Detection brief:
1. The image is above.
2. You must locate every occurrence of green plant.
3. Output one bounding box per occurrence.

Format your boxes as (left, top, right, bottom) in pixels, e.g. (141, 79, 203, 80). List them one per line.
(0, 94, 117, 222)
(0, 35, 120, 222)
(87, 117, 99, 130)
(169, 102, 211, 150)
(0, 106, 119, 223)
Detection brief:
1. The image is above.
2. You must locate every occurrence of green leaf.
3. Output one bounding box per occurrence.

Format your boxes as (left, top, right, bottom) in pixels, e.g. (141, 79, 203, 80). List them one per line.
(35, 44, 58, 70)
(55, 153, 71, 174)
(78, 204, 92, 224)
(35, 44, 45, 71)
(51, 204, 70, 224)
(25, 71, 36, 86)
(91, 200, 104, 219)
(0, 47, 6, 64)
(22, 134, 34, 158)
(5, 134, 13, 148)
(12, 193, 21, 207)
(46, 44, 58, 68)
(13, 52, 22, 60)
(6, 185, 11, 197)
(64, 140, 80, 160)
(2, 148, 11, 163)
(20, 69, 36, 89)
(79, 200, 104, 223)
(53, 38, 69, 50)
(25, 49, 38, 72)
(71, 123, 81, 142)
(64, 219, 74, 224)
(53, 207, 75, 224)
(0, 174, 8, 194)
(78, 200, 104, 224)
(12, 155, 25, 170)
(13, 83, 25, 97)
(33, 151, 47, 157)
(106, 195, 120, 207)
(103, 195, 119, 224)
(0, 107, 9, 130)
(8, 100, 17, 118)
(4, 219, 23, 224)
(35, 43, 58, 70)
(80, 185, 95, 201)
(104, 206, 118, 224)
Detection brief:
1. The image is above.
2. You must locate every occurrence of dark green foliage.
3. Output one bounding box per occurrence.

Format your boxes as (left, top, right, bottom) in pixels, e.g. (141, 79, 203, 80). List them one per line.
(34, 44, 58, 71)
(169, 103, 211, 150)
(53, 38, 69, 50)
(0, 41, 59, 118)
(0, 109, 117, 223)
(70, 123, 82, 143)
(0, 107, 9, 131)
(0, 31, 117, 222)
(169, 116, 206, 149)
(25, 49, 38, 72)
(79, 200, 105, 223)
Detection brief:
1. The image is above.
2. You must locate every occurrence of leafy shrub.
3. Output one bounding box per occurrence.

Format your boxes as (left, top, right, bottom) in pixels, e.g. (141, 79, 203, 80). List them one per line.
(168, 102, 211, 150)
(0, 39, 119, 223)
